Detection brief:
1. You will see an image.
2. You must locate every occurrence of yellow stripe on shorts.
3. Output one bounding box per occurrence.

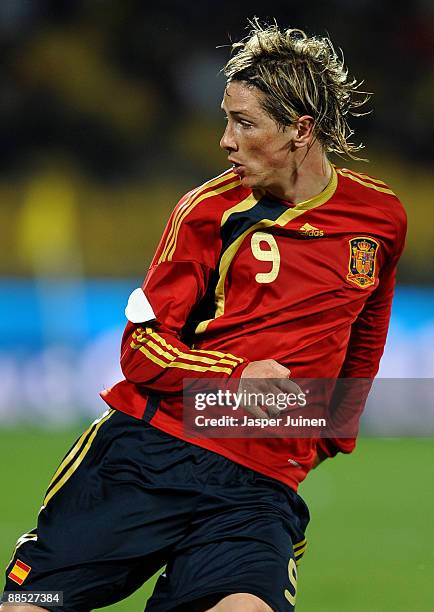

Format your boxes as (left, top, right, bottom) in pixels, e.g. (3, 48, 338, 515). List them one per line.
(41, 409, 115, 509)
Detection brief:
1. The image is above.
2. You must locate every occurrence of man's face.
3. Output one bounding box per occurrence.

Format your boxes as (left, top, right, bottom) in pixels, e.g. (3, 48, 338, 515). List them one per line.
(220, 81, 296, 194)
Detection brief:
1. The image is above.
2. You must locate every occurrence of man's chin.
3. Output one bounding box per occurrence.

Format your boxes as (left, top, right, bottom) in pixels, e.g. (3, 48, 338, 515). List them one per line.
(240, 174, 259, 189)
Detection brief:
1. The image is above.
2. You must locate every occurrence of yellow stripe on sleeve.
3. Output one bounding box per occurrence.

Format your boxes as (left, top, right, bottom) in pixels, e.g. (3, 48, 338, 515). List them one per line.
(340, 168, 389, 186)
(135, 343, 235, 375)
(165, 179, 240, 263)
(191, 348, 244, 364)
(131, 328, 240, 375)
(158, 191, 199, 264)
(147, 330, 242, 366)
(158, 171, 237, 264)
(132, 329, 242, 368)
(337, 169, 395, 195)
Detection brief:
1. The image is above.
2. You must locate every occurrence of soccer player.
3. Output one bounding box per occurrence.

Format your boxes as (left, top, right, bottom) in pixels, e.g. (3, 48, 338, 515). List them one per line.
(2, 21, 406, 612)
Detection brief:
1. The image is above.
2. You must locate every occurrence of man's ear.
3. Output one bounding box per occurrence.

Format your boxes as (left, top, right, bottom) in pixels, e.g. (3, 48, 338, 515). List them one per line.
(293, 115, 315, 147)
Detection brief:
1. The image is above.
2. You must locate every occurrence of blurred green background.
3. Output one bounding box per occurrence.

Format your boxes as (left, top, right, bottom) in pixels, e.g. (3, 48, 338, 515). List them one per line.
(0, 1, 433, 610)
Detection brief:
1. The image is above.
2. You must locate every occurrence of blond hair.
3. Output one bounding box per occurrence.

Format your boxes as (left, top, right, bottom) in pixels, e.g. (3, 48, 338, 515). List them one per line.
(223, 20, 370, 160)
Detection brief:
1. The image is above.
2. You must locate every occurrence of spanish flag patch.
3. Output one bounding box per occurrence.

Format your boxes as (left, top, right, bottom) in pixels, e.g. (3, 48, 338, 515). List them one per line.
(8, 559, 31, 585)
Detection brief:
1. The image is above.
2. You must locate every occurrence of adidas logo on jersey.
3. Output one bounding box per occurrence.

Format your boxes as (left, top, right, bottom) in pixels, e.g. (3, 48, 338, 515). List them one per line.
(298, 222, 324, 237)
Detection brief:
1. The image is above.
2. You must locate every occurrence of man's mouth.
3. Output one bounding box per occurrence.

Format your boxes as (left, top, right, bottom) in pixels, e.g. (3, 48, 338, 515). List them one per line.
(229, 160, 245, 176)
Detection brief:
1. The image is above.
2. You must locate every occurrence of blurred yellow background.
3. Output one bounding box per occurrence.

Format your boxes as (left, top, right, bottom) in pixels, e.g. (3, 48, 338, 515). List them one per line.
(0, 0, 432, 281)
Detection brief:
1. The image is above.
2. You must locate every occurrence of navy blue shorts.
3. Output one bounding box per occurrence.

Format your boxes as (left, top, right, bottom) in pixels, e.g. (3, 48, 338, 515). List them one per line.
(3, 409, 310, 611)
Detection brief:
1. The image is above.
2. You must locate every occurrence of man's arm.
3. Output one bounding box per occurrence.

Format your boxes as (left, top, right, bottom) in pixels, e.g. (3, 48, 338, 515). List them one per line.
(317, 213, 407, 460)
(119, 182, 252, 394)
(120, 260, 248, 394)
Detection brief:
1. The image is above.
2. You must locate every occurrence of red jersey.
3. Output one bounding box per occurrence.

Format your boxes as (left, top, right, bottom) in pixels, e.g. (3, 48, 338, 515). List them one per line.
(101, 165, 407, 491)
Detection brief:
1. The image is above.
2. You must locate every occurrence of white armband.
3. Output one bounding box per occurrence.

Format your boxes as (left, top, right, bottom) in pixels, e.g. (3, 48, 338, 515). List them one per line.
(125, 288, 156, 323)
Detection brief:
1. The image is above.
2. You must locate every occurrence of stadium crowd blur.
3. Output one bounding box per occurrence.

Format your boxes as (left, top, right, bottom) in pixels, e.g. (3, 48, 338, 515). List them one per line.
(0, 0, 432, 282)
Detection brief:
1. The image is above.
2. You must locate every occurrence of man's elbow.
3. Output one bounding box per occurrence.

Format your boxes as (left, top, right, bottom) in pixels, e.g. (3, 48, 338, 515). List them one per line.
(120, 354, 146, 385)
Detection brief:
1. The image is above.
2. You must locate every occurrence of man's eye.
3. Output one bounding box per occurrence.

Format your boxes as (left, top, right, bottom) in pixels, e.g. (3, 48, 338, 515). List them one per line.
(240, 120, 253, 128)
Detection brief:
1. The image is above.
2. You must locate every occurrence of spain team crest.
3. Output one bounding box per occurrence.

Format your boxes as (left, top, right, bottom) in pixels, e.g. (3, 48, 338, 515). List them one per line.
(346, 237, 379, 288)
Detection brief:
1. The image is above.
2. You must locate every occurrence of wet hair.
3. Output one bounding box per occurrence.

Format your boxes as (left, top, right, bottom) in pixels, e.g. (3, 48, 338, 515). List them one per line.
(223, 19, 371, 159)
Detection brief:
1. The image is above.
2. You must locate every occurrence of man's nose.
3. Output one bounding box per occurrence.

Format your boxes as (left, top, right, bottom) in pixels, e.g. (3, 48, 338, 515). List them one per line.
(219, 123, 237, 151)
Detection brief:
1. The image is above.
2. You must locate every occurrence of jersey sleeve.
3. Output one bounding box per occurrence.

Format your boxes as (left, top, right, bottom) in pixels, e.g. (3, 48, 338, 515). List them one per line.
(318, 202, 407, 457)
(120, 193, 248, 395)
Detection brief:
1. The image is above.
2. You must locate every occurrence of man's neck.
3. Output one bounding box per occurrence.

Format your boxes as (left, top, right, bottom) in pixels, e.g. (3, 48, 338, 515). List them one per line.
(267, 147, 332, 204)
